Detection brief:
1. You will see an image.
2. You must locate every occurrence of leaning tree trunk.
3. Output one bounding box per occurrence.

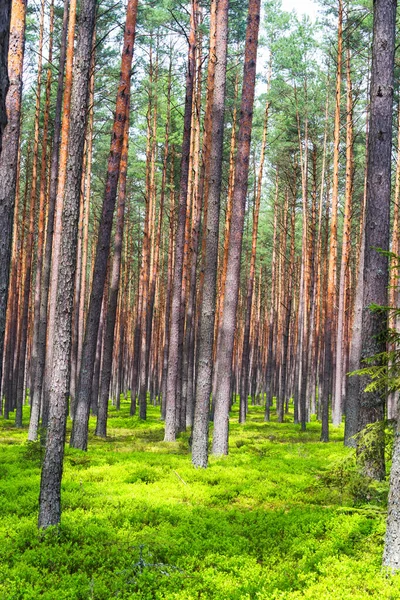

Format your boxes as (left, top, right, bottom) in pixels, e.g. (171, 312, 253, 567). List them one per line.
(212, 0, 260, 456)
(191, 0, 229, 468)
(38, 0, 97, 529)
(70, 0, 138, 451)
(357, 0, 396, 482)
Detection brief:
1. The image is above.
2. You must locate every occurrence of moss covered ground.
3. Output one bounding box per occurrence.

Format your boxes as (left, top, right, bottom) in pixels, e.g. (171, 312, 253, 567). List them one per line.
(0, 401, 399, 599)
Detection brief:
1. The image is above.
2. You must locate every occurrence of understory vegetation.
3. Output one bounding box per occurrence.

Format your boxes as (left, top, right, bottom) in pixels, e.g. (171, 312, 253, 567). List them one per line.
(0, 403, 399, 599)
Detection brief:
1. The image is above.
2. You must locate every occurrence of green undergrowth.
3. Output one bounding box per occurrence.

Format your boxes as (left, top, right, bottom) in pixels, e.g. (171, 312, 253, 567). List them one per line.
(0, 401, 399, 599)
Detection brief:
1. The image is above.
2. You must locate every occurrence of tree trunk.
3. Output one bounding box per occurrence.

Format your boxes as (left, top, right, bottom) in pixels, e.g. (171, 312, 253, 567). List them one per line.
(29, 0, 70, 435)
(96, 110, 129, 438)
(212, 0, 260, 456)
(322, 0, 342, 442)
(38, 0, 97, 529)
(334, 45, 354, 427)
(28, 0, 54, 438)
(357, 0, 396, 481)
(163, 1, 196, 442)
(191, 0, 229, 468)
(44, 0, 77, 414)
(0, 0, 26, 414)
(0, 0, 11, 154)
(239, 90, 269, 423)
(70, 0, 138, 450)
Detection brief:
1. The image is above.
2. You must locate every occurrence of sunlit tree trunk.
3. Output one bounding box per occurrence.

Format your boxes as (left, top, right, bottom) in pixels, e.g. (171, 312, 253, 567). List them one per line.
(334, 45, 354, 427)
(28, 0, 54, 439)
(14, 0, 45, 427)
(322, 0, 342, 442)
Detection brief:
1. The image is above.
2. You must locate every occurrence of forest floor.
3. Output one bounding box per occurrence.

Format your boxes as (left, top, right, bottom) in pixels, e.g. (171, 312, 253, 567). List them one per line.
(0, 402, 399, 599)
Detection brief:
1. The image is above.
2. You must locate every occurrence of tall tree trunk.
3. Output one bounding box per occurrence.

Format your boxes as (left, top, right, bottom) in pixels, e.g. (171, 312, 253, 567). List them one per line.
(164, 1, 196, 442)
(191, 0, 229, 468)
(322, 0, 342, 442)
(334, 45, 354, 427)
(160, 152, 175, 419)
(96, 109, 129, 438)
(239, 89, 270, 423)
(45, 0, 77, 413)
(380, 0, 400, 561)
(28, 0, 54, 439)
(0, 0, 26, 413)
(15, 0, 45, 427)
(212, 0, 260, 456)
(70, 0, 138, 450)
(357, 0, 396, 481)
(387, 96, 400, 420)
(38, 0, 97, 529)
(29, 0, 70, 435)
(265, 174, 280, 421)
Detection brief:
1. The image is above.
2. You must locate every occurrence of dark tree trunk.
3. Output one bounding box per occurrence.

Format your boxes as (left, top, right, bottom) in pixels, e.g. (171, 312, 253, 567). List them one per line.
(0, 0, 26, 417)
(0, 0, 11, 154)
(70, 0, 138, 450)
(38, 0, 97, 529)
(357, 0, 396, 481)
(96, 111, 129, 438)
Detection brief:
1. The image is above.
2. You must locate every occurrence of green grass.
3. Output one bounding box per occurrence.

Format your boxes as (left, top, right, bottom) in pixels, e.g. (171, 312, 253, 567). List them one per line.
(0, 401, 399, 599)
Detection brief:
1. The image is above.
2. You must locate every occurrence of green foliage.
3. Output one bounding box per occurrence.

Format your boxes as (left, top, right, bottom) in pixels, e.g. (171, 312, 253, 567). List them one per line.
(1, 404, 400, 599)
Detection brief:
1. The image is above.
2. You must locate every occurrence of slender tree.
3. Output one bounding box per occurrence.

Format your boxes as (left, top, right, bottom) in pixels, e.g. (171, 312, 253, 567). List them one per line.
(0, 0, 26, 412)
(357, 0, 396, 481)
(212, 0, 261, 456)
(164, 0, 196, 442)
(70, 0, 138, 450)
(38, 0, 97, 529)
(191, 0, 229, 468)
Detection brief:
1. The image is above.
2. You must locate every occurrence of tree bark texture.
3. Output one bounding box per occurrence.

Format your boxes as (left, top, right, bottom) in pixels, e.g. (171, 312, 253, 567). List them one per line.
(164, 2, 196, 442)
(70, 0, 138, 450)
(212, 0, 260, 456)
(191, 0, 229, 468)
(38, 0, 97, 529)
(0, 0, 11, 154)
(0, 0, 25, 415)
(357, 0, 396, 480)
